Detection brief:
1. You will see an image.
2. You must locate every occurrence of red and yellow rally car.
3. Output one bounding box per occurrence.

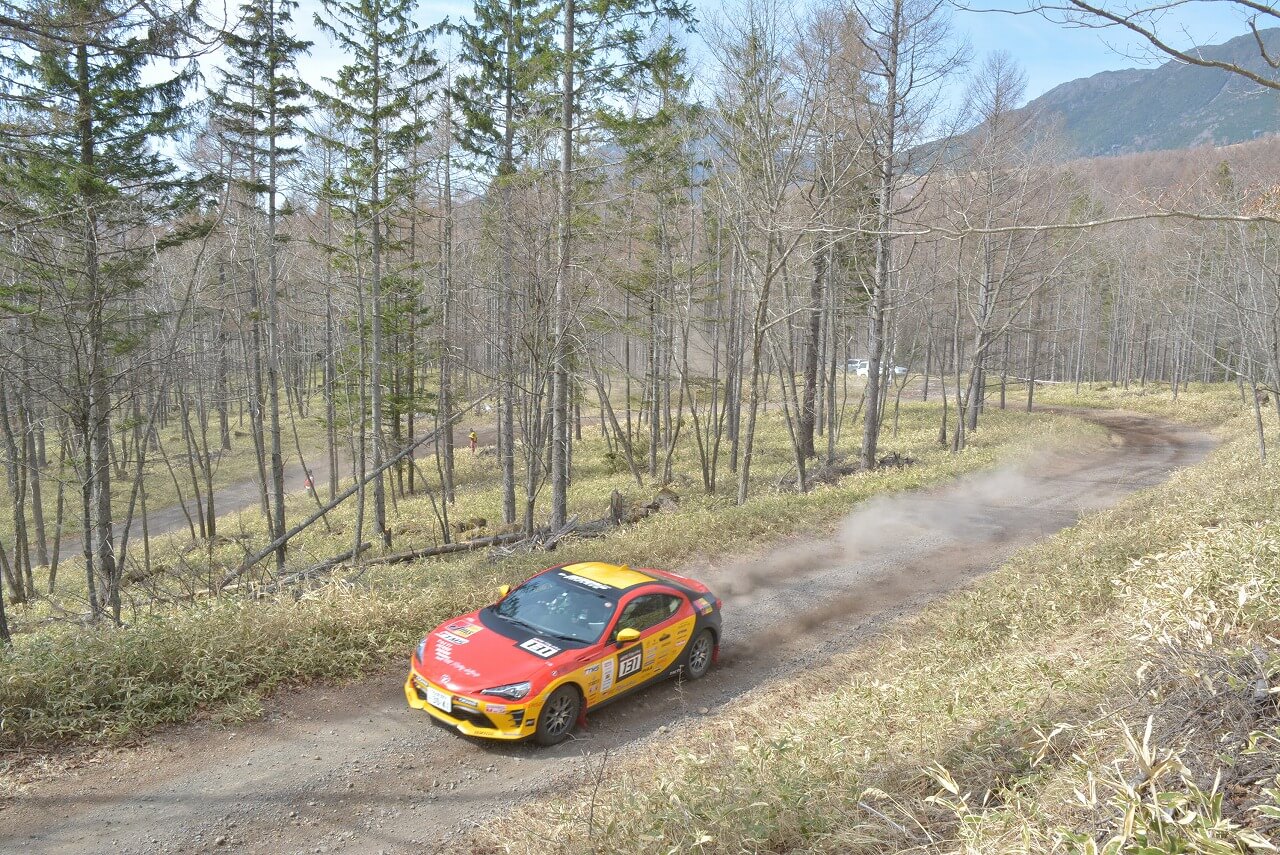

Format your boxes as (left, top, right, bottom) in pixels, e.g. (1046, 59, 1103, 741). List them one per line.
(404, 561, 723, 744)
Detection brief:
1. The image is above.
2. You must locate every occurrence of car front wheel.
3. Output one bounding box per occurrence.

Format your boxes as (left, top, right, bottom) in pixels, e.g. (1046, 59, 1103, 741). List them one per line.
(534, 685, 581, 746)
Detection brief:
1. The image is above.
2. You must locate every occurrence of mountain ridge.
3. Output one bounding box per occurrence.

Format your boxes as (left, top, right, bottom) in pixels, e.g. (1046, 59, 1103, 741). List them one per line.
(1021, 28, 1280, 158)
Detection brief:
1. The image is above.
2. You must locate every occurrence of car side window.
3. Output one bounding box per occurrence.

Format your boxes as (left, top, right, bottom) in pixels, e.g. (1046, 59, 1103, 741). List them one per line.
(615, 594, 682, 635)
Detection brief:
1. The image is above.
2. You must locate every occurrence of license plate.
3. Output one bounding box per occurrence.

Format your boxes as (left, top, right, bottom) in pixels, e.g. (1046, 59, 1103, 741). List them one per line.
(426, 685, 452, 713)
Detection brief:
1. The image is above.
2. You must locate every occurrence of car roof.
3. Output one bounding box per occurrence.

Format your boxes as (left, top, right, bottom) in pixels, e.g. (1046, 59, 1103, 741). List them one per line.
(554, 561, 659, 591)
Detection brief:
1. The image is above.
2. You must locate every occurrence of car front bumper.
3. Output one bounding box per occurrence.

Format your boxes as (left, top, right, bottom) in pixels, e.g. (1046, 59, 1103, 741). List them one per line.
(403, 671, 540, 740)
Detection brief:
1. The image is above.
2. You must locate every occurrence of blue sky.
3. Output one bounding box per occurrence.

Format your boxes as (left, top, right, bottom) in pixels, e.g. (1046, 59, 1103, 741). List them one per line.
(952, 1, 1260, 101)
(289, 0, 1261, 106)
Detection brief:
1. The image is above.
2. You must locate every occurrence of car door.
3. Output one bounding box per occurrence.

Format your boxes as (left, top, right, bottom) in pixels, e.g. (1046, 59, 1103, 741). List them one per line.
(593, 592, 686, 700)
(638, 592, 695, 678)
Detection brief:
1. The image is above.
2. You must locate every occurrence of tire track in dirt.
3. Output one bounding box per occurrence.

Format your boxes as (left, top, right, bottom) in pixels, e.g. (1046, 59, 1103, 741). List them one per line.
(0, 410, 1215, 855)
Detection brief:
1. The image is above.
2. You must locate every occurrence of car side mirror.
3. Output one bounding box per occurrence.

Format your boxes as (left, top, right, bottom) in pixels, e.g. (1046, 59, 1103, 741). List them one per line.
(498, 584, 511, 600)
(615, 627, 640, 646)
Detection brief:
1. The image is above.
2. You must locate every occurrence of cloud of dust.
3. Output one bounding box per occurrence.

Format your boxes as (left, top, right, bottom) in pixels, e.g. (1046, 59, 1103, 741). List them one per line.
(708, 460, 1063, 601)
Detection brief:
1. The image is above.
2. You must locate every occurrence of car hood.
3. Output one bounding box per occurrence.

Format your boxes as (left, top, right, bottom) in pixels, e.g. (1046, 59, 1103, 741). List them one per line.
(414, 611, 587, 694)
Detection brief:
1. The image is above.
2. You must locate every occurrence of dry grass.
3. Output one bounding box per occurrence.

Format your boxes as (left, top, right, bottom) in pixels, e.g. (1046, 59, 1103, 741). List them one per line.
(472, 385, 1280, 854)
(1030, 380, 1248, 426)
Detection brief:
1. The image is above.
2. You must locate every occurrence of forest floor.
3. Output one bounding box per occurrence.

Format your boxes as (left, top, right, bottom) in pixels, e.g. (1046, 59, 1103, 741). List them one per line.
(53, 421, 499, 561)
(0, 408, 1213, 854)
(5, 416, 515, 632)
(0, 404, 333, 546)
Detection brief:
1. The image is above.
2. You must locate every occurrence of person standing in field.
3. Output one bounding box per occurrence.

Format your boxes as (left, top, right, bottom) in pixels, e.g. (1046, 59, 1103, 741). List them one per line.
(469, 430, 478, 453)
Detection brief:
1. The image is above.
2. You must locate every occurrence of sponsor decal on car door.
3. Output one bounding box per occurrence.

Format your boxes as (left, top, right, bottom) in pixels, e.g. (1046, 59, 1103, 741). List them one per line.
(616, 643, 644, 681)
(647, 613, 695, 678)
(631, 594, 693, 679)
(597, 657, 615, 697)
(585, 637, 644, 702)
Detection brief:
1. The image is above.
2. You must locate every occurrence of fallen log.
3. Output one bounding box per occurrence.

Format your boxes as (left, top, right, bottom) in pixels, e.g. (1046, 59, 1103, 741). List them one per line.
(876, 451, 917, 469)
(256, 542, 372, 595)
(487, 515, 614, 559)
(218, 389, 496, 591)
(572, 517, 615, 538)
(540, 515, 580, 551)
(360, 531, 536, 567)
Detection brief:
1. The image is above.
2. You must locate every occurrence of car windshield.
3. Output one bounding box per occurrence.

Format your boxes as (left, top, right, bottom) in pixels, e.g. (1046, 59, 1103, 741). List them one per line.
(490, 573, 616, 644)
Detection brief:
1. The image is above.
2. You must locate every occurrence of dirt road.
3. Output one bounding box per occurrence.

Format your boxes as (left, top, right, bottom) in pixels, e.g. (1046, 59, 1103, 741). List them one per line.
(0, 410, 1214, 855)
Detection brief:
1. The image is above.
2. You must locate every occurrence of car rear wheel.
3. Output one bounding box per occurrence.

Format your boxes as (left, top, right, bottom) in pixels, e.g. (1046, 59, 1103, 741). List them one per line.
(680, 629, 715, 681)
(534, 685, 580, 746)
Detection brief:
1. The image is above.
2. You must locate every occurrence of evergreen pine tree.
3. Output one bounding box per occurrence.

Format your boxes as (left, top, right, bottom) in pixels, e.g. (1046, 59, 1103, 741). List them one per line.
(452, 0, 558, 528)
(548, 0, 695, 528)
(211, 0, 311, 573)
(0, 0, 201, 623)
(314, 0, 439, 549)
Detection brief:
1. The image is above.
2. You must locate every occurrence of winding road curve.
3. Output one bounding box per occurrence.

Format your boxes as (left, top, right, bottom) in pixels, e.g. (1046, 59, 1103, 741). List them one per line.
(0, 409, 1215, 855)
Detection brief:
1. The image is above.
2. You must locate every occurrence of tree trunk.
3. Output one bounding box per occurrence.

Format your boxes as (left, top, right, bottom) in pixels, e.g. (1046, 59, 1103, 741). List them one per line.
(0, 380, 32, 601)
(549, 0, 575, 530)
(736, 238, 775, 505)
(799, 242, 825, 459)
(266, 55, 287, 573)
(861, 0, 901, 471)
(370, 41, 390, 549)
(77, 39, 117, 622)
(439, 91, 457, 504)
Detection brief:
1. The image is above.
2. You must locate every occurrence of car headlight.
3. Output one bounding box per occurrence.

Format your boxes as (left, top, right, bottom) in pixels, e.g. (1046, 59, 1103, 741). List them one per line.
(416, 638, 428, 663)
(481, 681, 531, 701)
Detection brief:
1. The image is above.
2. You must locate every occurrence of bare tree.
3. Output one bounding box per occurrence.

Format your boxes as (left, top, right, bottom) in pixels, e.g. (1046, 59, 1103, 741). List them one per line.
(844, 0, 963, 470)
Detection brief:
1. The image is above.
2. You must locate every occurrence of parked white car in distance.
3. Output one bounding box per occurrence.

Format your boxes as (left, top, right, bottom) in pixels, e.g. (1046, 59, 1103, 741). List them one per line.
(845, 359, 909, 378)
(845, 359, 869, 376)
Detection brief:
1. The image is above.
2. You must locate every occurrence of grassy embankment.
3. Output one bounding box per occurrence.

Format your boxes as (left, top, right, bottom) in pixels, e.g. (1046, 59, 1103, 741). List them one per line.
(0, 401, 1089, 748)
(475, 383, 1280, 854)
